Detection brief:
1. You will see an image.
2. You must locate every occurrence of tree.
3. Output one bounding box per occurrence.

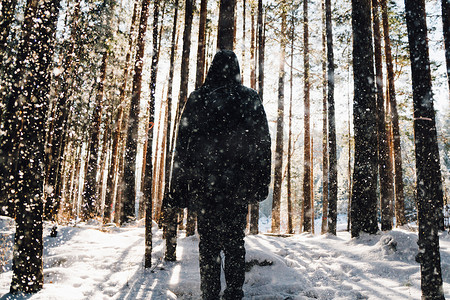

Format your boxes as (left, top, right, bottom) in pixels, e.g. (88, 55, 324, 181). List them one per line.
(326, 0, 337, 235)
(372, 0, 393, 231)
(165, 0, 195, 262)
(302, 0, 312, 233)
(350, 0, 378, 238)
(217, 0, 237, 50)
(44, 2, 81, 222)
(443, 0, 450, 91)
(122, 0, 152, 224)
(161, 0, 179, 226)
(321, 0, 329, 235)
(287, 11, 295, 235)
(0, 0, 18, 62)
(404, 0, 445, 296)
(82, 51, 108, 220)
(104, 0, 140, 224)
(8, 0, 61, 293)
(272, 4, 287, 234)
(249, 1, 260, 235)
(186, 0, 208, 237)
(249, 0, 265, 235)
(143, 0, 161, 269)
(381, 0, 406, 226)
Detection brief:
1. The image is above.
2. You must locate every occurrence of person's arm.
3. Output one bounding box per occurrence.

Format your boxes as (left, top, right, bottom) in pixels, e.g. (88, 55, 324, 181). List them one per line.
(244, 92, 272, 202)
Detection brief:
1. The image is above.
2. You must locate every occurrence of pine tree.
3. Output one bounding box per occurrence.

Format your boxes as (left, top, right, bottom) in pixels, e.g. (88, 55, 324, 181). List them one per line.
(302, 0, 312, 233)
(287, 11, 295, 235)
(82, 51, 108, 220)
(166, 0, 195, 261)
(321, 0, 329, 235)
(186, 0, 208, 237)
(350, 0, 378, 238)
(104, 0, 140, 224)
(122, 0, 152, 224)
(381, 0, 406, 226)
(326, 0, 337, 235)
(217, 0, 237, 50)
(404, 0, 445, 296)
(443, 0, 450, 91)
(372, 0, 394, 231)
(272, 3, 287, 234)
(0, 0, 18, 62)
(9, 0, 61, 293)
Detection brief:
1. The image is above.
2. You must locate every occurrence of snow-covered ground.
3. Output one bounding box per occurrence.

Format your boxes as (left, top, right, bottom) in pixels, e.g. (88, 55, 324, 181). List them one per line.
(1, 216, 450, 299)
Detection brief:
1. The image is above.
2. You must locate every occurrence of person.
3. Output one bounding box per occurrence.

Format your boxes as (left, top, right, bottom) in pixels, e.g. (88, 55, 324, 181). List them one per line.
(167, 50, 271, 299)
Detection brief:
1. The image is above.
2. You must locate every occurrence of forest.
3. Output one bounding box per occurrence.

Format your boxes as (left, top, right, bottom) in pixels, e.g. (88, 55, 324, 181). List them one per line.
(0, 0, 449, 299)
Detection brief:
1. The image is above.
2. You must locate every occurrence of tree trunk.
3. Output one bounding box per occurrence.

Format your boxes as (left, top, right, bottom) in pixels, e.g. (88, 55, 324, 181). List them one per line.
(0, 0, 18, 61)
(122, 0, 152, 224)
(104, 0, 139, 224)
(381, 0, 407, 226)
(186, 0, 208, 237)
(321, 0, 329, 235)
(372, 0, 394, 231)
(249, 0, 265, 235)
(272, 7, 286, 234)
(217, 0, 236, 50)
(166, 0, 194, 261)
(351, 0, 378, 238)
(82, 51, 107, 220)
(326, 0, 338, 235)
(250, 5, 256, 90)
(44, 1, 81, 222)
(160, 0, 179, 226)
(144, 0, 161, 268)
(404, 0, 445, 296)
(9, 0, 60, 293)
(241, 0, 246, 83)
(195, 0, 208, 89)
(302, 0, 312, 233)
(443, 0, 450, 91)
(287, 14, 295, 235)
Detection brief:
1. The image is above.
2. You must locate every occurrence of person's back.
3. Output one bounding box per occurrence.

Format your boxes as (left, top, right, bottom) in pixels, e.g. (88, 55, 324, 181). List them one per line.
(168, 50, 271, 299)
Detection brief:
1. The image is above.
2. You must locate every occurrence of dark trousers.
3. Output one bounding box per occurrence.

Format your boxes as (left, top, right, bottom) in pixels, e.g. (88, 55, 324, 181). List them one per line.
(197, 202, 247, 300)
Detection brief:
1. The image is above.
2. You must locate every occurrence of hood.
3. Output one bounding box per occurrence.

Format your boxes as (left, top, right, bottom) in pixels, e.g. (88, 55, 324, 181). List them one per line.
(203, 50, 241, 88)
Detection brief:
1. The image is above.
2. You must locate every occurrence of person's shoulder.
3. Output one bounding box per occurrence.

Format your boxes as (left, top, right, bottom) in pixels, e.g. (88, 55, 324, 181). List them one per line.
(237, 85, 258, 97)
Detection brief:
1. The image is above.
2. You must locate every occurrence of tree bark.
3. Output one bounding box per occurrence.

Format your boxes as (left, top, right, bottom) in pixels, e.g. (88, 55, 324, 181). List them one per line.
(122, 0, 152, 224)
(287, 13, 295, 235)
(82, 51, 107, 220)
(351, 0, 378, 238)
(302, 0, 312, 233)
(0, 0, 18, 61)
(166, 0, 194, 261)
(404, 0, 445, 296)
(144, 0, 160, 268)
(381, 0, 407, 226)
(160, 0, 179, 226)
(9, 0, 61, 293)
(104, 0, 139, 224)
(217, 0, 236, 50)
(372, 0, 394, 231)
(249, 0, 265, 235)
(321, 0, 329, 235)
(186, 0, 208, 237)
(443, 0, 450, 91)
(326, 0, 338, 236)
(271, 7, 286, 234)
(44, 2, 81, 222)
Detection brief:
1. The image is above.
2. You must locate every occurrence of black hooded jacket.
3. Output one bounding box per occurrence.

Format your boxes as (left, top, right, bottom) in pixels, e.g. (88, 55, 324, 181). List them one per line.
(168, 50, 271, 210)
